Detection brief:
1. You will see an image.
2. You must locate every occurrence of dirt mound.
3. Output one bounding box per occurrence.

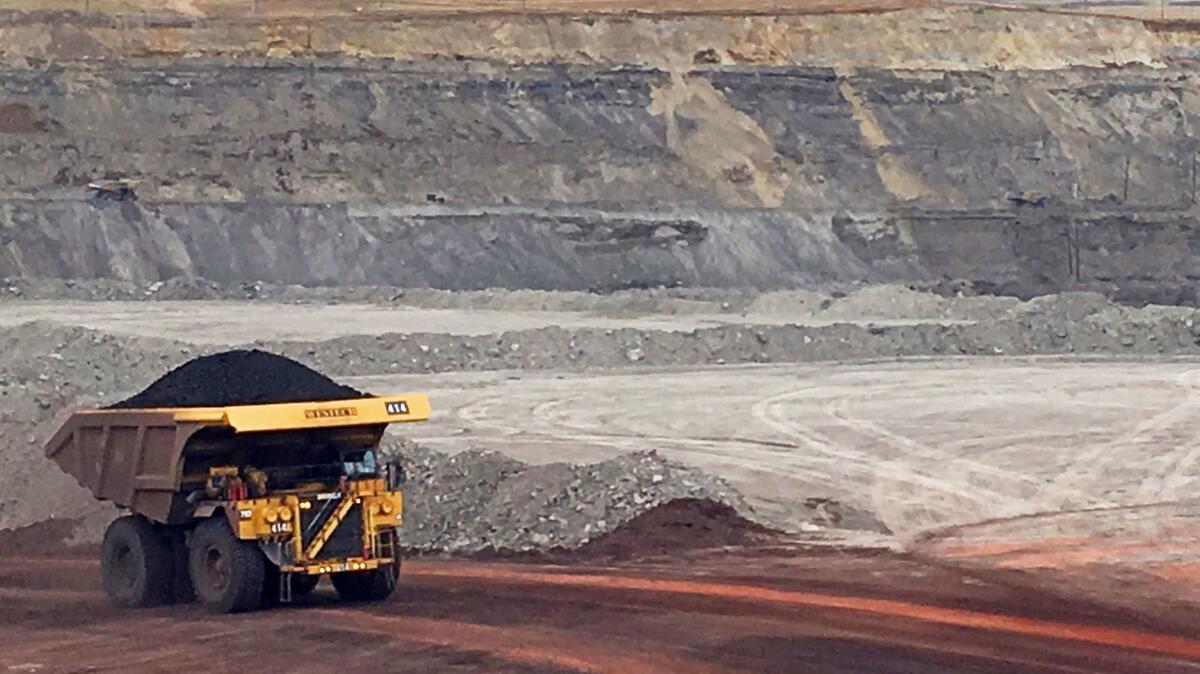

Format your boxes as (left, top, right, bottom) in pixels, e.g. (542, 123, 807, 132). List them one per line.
(820, 285, 952, 321)
(0, 518, 93, 557)
(108, 348, 365, 408)
(0, 102, 47, 133)
(744, 289, 830, 316)
(1014, 292, 1117, 322)
(570, 498, 781, 560)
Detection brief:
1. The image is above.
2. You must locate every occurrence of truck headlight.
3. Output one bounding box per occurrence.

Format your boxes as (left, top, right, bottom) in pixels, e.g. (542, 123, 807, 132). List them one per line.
(279, 508, 293, 522)
(380, 501, 393, 514)
(265, 509, 279, 523)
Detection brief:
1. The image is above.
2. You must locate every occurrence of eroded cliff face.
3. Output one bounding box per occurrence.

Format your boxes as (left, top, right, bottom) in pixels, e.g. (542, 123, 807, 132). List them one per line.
(0, 7, 1187, 71)
(0, 8, 1198, 298)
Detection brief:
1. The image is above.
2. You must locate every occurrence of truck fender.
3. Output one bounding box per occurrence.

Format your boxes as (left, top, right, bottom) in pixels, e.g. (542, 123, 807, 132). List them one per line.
(193, 504, 239, 532)
(259, 541, 286, 567)
(193, 504, 221, 519)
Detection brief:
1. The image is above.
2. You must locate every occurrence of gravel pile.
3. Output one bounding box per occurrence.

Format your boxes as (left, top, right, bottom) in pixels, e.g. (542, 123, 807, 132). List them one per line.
(387, 440, 749, 553)
(263, 304, 1200, 378)
(0, 323, 188, 534)
(109, 349, 366, 408)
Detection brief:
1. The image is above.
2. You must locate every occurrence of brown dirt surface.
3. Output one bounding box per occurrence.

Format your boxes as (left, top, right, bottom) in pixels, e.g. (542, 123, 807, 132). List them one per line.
(910, 500, 1200, 630)
(0, 518, 92, 557)
(0, 103, 47, 134)
(1, 547, 1198, 673)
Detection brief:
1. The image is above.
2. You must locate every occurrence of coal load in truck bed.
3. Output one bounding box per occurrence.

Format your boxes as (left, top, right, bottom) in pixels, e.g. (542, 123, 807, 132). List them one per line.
(108, 349, 367, 409)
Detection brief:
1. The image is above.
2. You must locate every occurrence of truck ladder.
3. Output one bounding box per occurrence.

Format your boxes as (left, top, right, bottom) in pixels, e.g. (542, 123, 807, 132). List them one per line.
(376, 528, 397, 561)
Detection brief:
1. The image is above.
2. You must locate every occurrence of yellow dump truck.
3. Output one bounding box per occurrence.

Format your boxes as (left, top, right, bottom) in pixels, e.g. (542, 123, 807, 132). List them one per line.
(44, 394, 429, 613)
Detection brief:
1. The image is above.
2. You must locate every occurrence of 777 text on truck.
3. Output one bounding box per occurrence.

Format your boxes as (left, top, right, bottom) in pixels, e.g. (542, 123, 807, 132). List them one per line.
(44, 394, 429, 613)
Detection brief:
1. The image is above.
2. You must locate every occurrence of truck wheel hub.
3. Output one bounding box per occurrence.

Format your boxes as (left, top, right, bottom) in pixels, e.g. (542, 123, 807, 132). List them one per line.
(203, 547, 229, 589)
(111, 543, 136, 587)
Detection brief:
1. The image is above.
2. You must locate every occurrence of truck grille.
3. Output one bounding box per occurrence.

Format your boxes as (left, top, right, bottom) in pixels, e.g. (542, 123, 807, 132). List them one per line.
(318, 503, 363, 560)
(299, 499, 364, 561)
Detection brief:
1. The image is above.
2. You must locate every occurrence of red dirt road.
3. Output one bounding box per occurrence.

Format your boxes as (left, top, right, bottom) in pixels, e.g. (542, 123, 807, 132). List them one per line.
(2, 547, 1198, 673)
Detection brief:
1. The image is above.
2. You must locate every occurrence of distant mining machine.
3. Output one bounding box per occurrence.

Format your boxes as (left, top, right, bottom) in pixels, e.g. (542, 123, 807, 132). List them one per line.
(44, 395, 429, 612)
(86, 179, 138, 201)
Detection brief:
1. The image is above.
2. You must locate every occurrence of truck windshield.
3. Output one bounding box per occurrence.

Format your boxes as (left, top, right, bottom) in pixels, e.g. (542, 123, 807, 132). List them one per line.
(342, 449, 378, 478)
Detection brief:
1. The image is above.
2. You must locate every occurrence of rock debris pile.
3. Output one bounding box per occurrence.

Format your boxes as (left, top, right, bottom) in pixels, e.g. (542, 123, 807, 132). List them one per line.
(387, 440, 750, 553)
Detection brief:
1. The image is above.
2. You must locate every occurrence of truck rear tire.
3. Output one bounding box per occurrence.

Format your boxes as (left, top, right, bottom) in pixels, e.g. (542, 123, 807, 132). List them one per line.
(330, 560, 398, 602)
(100, 515, 173, 607)
(188, 517, 265, 613)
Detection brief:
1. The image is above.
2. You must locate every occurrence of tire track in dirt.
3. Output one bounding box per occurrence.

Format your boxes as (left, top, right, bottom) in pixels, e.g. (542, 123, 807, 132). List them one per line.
(825, 390, 1058, 495)
(0, 586, 99, 602)
(5, 555, 1199, 672)
(408, 361, 1200, 540)
(816, 387, 1089, 530)
(384, 580, 1126, 674)
(313, 609, 736, 674)
(0, 612, 260, 669)
(1053, 369, 1200, 504)
(402, 563, 1200, 660)
(1139, 370, 1200, 502)
(912, 499, 1200, 542)
(751, 386, 1014, 530)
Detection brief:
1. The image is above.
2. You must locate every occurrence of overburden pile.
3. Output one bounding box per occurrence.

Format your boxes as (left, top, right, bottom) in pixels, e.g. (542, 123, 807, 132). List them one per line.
(108, 349, 366, 408)
(390, 441, 755, 553)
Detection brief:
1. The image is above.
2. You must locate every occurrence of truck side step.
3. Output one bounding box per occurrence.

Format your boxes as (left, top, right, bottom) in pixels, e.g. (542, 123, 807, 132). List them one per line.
(279, 572, 293, 604)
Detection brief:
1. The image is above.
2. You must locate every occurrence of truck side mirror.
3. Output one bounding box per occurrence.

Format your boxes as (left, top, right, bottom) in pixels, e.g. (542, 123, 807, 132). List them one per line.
(385, 459, 407, 490)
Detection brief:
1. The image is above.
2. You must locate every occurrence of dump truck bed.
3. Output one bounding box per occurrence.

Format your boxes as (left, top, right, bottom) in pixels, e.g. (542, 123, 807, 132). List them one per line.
(44, 395, 430, 523)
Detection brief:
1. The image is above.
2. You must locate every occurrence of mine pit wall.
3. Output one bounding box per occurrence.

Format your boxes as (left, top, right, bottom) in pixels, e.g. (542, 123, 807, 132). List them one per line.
(2, 9, 1200, 299)
(3, 201, 1198, 301)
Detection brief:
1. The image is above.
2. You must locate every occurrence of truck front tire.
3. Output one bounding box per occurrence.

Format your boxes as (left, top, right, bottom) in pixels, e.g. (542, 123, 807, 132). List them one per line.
(100, 515, 173, 607)
(188, 517, 266, 613)
(292, 573, 320, 597)
(262, 566, 320, 605)
(330, 560, 399, 602)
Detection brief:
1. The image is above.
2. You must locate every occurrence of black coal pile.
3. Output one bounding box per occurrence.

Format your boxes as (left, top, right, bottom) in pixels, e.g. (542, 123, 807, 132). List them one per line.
(109, 349, 367, 408)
